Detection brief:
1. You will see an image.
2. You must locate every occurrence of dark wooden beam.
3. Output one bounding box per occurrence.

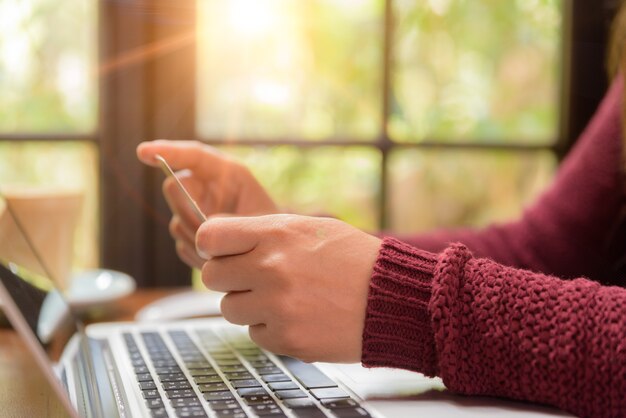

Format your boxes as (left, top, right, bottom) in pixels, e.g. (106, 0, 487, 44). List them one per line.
(99, 0, 193, 287)
(561, 0, 620, 157)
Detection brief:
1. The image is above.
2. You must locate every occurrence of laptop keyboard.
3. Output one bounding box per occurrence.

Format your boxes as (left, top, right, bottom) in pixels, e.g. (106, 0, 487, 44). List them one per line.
(122, 329, 373, 418)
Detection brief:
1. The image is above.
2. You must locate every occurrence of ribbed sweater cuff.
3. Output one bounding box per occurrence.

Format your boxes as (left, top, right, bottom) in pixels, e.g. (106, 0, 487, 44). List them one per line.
(361, 237, 439, 376)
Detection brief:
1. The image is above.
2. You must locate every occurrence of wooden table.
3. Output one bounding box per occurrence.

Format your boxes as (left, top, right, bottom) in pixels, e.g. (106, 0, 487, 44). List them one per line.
(0, 288, 186, 418)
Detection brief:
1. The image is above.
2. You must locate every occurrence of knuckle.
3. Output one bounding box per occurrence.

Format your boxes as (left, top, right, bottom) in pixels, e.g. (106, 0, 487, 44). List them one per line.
(279, 326, 305, 355)
(162, 177, 177, 197)
(259, 252, 291, 288)
(169, 217, 180, 238)
(248, 326, 269, 350)
(196, 220, 218, 255)
(175, 240, 186, 259)
(219, 294, 235, 321)
(200, 260, 216, 289)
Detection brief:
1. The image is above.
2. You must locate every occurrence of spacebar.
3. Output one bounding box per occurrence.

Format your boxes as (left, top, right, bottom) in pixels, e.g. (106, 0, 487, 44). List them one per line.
(278, 356, 337, 389)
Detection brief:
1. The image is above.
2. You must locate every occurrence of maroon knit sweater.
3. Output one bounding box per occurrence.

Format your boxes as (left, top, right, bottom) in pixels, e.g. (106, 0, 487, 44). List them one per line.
(362, 76, 626, 418)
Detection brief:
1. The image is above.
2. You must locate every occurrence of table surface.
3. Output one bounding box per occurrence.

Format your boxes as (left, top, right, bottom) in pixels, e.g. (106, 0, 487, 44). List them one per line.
(0, 288, 182, 418)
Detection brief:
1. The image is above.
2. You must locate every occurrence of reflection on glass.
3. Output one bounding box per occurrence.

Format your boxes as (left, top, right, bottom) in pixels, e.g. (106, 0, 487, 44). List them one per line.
(390, 0, 562, 143)
(0, 0, 97, 132)
(388, 149, 556, 233)
(219, 145, 381, 230)
(0, 142, 99, 271)
(197, 0, 382, 140)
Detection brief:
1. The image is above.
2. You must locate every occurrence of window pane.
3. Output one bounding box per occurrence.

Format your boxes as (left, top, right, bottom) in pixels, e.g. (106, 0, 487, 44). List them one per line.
(388, 149, 556, 233)
(0, 0, 97, 132)
(197, 0, 383, 141)
(0, 142, 99, 274)
(219, 145, 381, 230)
(390, 0, 562, 144)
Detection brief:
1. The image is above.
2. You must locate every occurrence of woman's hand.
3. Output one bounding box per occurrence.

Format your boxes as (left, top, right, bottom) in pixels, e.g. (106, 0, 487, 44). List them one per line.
(137, 140, 278, 268)
(196, 214, 382, 363)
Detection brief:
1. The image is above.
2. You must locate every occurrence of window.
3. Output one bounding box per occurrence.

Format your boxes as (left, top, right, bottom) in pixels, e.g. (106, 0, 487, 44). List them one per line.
(197, 0, 563, 234)
(0, 0, 99, 280)
(7, 1, 611, 287)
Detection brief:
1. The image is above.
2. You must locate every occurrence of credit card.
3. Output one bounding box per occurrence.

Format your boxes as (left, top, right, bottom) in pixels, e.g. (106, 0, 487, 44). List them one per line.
(155, 154, 207, 222)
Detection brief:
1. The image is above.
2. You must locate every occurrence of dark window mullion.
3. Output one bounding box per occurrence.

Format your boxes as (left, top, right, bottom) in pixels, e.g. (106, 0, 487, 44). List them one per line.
(380, 0, 394, 230)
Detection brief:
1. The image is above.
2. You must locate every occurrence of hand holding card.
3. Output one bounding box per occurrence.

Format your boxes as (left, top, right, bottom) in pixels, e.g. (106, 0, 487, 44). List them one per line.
(155, 154, 207, 223)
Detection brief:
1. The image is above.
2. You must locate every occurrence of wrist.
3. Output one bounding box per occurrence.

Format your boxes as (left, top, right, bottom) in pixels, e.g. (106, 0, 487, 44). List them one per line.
(361, 237, 440, 376)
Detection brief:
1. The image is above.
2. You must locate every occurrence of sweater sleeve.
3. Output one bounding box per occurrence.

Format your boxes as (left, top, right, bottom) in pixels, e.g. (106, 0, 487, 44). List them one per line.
(388, 76, 626, 285)
(363, 237, 626, 418)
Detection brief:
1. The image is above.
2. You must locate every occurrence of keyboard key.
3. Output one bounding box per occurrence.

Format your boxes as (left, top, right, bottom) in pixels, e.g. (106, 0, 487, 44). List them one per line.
(274, 390, 308, 400)
(231, 379, 262, 389)
(146, 397, 164, 409)
(255, 366, 283, 375)
(211, 352, 238, 358)
(268, 381, 299, 391)
(150, 407, 169, 418)
(176, 411, 208, 418)
(139, 381, 157, 390)
(215, 359, 243, 366)
(185, 362, 212, 369)
(237, 387, 268, 397)
(203, 391, 236, 402)
(224, 372, 254, 381)
(174, 406, 208, 417)
(136, 373, 154, 382)
(193, 375, 224, 384)
(320, 399, 359, 409)
(241, 395, 274, 405)
(135, 366, 150, 374)
(310, 388, 349, 400)
(332, 407, 372, 418)
(278, 356, 337, 389)
(215, 409, 248, 418)
(221, 365, 248, 373)
(159, 373, 188, 382)
(292, 409, 327, 418)
(198, 382, 229, 393)
(153, 360, 179, 367)
(282, 398, 316, 409)
(261, 374, 291, 383)
(166, 389, 197, 399)
(189, 368, 217, 377)
(250, 403, 282, 414)
(162, 381, 193, 390)
(208, 399, 241, 410)
(132, 358, 147, 367)
(155, 367, 182, 375)
(171, 397, 203, 408)
(142, 390, 161, 399)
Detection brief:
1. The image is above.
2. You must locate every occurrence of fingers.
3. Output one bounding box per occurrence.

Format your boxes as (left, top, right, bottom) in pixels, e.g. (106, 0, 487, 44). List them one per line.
(163, 171, 205, 230)
(248, 324, 287, 356)
(169, 215, 196, 246)
(175, 241, 205, 269)
(196, 217, 262, 258)
(201, 253, 262, 292)
(137, 140, 230, 178)
(220, 291, 266, 326)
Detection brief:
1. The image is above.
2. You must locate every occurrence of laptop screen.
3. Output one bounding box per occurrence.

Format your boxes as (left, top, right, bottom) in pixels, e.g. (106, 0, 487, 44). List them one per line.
(0, 193, 83, 416)
(0, 262, 78, 362)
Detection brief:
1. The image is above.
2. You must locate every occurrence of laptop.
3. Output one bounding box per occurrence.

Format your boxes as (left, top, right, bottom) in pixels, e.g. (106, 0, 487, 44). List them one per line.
(0, 196, 574, 418)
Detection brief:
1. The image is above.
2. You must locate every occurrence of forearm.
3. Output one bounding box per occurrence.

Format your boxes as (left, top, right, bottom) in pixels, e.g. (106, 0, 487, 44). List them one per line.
(363, 237, 626, 418)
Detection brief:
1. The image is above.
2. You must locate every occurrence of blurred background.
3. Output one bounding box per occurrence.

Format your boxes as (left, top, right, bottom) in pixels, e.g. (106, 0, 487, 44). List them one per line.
(0, 0, 618, 287)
